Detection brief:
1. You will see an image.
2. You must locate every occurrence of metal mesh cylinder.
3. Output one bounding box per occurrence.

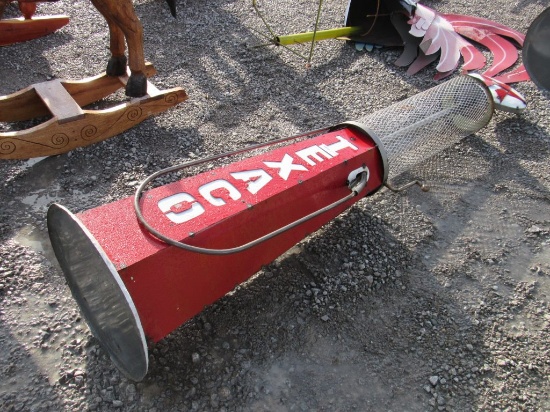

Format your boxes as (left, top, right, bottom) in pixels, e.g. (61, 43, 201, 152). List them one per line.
(358, 75, 494, 179)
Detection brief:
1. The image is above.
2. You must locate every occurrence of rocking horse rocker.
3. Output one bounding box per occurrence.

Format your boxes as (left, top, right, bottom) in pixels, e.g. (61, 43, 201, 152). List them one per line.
(0, 0, 69, 46)
(0, 0, 187, 160)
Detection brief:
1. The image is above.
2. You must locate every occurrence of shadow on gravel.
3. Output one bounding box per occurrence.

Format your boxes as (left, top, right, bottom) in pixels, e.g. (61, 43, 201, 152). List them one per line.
(0, 321, 65, 411)
(495, 117, 550, 161)
(0, 238, 68, 411)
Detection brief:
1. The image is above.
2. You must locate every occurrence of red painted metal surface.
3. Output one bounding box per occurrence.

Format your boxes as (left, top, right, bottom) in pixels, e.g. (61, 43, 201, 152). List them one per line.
(77, 127, 384, 342)
(0, 15, 69, 46)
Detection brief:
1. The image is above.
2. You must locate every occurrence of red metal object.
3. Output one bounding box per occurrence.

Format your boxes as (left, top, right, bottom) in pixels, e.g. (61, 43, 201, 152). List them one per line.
(48, 125, 385, 381)
(0, 0, 68, 46)
(0, 15, 69, 46)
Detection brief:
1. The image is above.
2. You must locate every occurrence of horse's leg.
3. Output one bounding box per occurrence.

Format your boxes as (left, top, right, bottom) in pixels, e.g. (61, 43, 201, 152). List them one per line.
(104, 20, 128, 77)
(118, 1, 147, 98)
(90, 0, 147, 97)
(90, 0, 128, 77)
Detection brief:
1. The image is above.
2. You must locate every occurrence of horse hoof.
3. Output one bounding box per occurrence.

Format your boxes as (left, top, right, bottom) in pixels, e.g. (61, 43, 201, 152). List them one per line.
(126, 73, 147, 97)
(107, 55, 128, 76)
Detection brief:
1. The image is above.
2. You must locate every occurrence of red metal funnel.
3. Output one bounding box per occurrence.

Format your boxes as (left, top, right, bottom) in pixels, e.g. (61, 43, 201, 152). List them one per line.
(47, 75, 493, 381)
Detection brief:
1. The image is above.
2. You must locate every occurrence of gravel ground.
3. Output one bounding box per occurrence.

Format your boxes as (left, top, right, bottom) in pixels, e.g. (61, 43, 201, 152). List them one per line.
(1, 0, 549, 411)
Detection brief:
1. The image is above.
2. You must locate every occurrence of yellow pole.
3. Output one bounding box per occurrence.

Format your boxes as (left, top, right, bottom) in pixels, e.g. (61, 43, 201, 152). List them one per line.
(275, 26, 363, 46)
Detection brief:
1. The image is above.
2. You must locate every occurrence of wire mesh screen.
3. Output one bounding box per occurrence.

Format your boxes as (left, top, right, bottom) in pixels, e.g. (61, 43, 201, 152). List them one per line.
(357, 75, 493, 180)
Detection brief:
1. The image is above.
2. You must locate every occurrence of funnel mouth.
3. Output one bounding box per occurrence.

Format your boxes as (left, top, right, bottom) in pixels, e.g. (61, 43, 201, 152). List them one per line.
(47, 203, 148, 381)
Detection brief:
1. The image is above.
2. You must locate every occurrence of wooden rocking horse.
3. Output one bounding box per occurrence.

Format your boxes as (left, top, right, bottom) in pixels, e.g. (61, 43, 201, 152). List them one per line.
(0, 0, 187, 160)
